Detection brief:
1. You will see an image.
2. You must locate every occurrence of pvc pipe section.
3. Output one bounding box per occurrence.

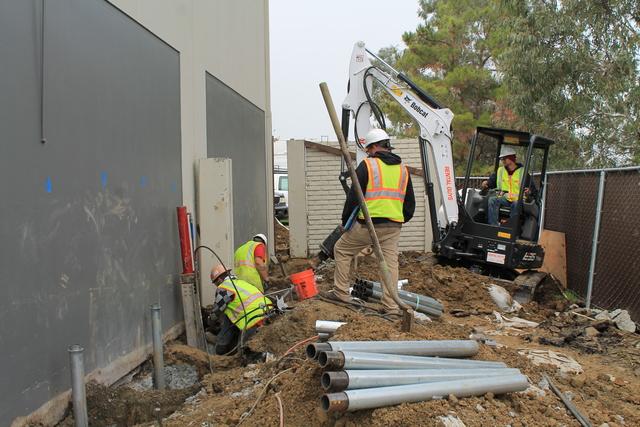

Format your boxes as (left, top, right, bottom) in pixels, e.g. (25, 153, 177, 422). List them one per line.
(322, 368, 522, 391)
(150, 304, 165, 390)
(365, 283, 443, 310)
(315, 320, 346, 334)
(306, 340, 479, 360)
(68, 345, 88, 427)
(322, 374, 529, 412)
(367, 289, 442, 317)
(318, 351, 507, 370)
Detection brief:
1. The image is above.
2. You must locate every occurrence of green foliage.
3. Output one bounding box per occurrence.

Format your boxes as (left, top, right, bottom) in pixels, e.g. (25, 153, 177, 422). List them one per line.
(375, 0, 640, 171)
(498, 0, 640, 168)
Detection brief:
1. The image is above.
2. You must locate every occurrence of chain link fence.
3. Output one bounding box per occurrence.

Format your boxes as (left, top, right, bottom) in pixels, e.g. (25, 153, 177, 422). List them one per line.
(458, 167, 640, 322)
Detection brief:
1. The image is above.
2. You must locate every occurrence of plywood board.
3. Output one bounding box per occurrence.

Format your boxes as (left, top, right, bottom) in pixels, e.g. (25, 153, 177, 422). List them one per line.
(539, 230, 567, 287)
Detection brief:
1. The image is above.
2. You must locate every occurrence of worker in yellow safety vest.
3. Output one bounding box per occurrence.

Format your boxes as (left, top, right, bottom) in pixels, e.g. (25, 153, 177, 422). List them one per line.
(234, 233, 269, 292)
(482, 146, 537, 226)
(209, 264, 272, 355)
(321, 129, 415, 316)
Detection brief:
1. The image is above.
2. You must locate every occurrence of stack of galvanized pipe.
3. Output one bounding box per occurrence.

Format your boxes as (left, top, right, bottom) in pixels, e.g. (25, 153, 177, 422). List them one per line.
(305, 339, 529, 413)
(351, 278, 444, 318)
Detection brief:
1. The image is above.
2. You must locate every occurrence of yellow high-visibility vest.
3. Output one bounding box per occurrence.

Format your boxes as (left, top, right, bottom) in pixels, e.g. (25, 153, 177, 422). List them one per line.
(497, 166, 523, 202)
(234, 240, 267, 292)
(357, 157, 409, 223)
(218, 277, 271, 331)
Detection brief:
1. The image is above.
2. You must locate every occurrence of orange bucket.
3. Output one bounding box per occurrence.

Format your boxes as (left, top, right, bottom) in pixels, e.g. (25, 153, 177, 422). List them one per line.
(289, 268, 318, 300)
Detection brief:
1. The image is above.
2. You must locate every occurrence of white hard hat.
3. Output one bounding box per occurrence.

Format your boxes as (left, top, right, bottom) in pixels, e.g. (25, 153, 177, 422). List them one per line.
(363, 128, 390, 148)
(253, 233, 267, 245)
(499, 146, 517, 158)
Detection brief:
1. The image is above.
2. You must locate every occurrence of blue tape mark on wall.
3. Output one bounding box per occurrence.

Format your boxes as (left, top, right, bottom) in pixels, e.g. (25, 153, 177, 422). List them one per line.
(100, 172, 108, 188)
(140, 176, 148, 188)
(171, 181, 177, 192)
(45, 177, 52, 193)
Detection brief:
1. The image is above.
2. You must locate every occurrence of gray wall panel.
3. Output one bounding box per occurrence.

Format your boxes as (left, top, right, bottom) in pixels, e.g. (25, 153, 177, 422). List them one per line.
(0, 0, 182, 423)
(206, 73, 268, 246)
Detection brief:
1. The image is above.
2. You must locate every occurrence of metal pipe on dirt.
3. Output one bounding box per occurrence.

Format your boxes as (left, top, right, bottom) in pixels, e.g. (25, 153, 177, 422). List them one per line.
(150, 304, 166, 390)
(322, 374, 529, 412)
(357, 280, 442, 310)
(68, 345, 88, 427)
(365, 289, 442, 317)
(319, 82, 413, 332)
(318, 351, 506, 371)
(316, 320, 346, 334)
(586, 170, 606, 309)
(322, 368, 522, 391)
(314, 340, 479, 358)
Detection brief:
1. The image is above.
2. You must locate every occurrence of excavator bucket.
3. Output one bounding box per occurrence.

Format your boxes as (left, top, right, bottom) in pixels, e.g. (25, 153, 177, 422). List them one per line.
(512, 270, 548, 304)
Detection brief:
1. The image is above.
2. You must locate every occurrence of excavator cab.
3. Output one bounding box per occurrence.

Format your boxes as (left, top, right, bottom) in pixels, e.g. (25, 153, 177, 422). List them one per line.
(438, 127, 554, 275)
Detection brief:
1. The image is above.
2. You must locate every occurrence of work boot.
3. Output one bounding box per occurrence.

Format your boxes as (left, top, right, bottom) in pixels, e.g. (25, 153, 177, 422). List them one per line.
(319, 289, 353, 303)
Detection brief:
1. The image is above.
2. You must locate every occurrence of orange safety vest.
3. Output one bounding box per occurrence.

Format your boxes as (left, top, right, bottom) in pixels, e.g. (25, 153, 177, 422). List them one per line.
(357, 157, 409, 223)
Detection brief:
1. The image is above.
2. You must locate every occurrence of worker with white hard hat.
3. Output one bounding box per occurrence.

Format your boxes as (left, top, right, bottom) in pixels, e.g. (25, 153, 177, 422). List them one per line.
(234, 233, 270, 292)
(482, 145, 537, 226)
(321, 128, 415, 316)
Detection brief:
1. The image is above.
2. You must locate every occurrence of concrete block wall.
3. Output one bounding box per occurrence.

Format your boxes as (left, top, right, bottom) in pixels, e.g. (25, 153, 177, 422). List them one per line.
(288, 139, 432, 258)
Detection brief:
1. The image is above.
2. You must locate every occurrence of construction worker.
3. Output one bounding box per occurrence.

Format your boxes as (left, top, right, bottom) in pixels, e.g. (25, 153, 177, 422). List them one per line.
(209, 264, 272, 355)
(482, 146, 537, 226)
(322, 129, 415, 316)
(234, 233, 269, 292)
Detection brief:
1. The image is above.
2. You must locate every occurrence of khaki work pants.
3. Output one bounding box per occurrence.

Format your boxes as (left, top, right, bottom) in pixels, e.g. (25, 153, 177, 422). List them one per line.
(332, 222, 401, 311)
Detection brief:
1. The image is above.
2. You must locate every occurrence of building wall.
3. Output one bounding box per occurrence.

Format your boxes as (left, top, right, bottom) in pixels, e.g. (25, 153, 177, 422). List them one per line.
(1, 1, 183, 425)
(289, 140, 431, 258)
(108, 0, 274, 250)
(2, 0, 271, 425)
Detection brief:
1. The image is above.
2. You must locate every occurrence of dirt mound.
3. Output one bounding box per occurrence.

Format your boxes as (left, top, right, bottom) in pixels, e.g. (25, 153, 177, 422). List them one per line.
(353, 252, 497, 313)
(162, 296, 640, 427)
(274, 219, 289, 256)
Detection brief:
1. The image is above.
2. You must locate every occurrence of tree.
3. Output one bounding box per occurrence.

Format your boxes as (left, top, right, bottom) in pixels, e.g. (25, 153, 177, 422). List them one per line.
(376, 0, 640, 171)
(498, 0, 640, 168)
(375, 0, 513, 175)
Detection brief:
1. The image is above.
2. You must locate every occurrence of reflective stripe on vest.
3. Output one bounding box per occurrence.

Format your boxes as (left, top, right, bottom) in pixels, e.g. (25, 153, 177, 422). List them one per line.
(358, 157, 408, 222)
(234, 241, 265, 291)
(219, 278, 270, 330)
(497, 166, 523, 202)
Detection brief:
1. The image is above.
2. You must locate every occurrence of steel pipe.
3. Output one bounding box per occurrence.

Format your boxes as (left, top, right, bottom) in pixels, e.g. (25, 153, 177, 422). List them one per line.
(318, 332, 331, 341)
(318, 351, 507, 370)
(150, 304, 165, 389)
(316, 320, 346, 334)
(322, 368, 521, 391)
(307, 339, 478, 360)
(322, 374, 529, 412)
(68, 345, 88, 427)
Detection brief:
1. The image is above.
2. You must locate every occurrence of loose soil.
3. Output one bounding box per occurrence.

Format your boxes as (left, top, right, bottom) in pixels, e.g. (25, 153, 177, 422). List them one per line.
(61, 221, 640, 426)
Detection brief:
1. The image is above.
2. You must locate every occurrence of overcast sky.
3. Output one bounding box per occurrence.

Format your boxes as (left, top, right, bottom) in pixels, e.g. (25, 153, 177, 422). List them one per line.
(269, 0, 422, 141)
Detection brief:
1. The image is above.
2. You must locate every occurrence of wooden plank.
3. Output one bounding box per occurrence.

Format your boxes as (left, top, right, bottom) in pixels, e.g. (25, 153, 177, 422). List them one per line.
(539, 229, 568, 288)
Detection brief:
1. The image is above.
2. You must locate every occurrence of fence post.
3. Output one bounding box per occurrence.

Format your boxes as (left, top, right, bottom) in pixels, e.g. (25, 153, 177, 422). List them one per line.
(586, 170, 606, 309)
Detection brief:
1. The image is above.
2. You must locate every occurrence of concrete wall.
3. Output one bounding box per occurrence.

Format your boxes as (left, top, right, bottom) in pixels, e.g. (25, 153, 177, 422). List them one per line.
(108, 0, 274, 253)
(1, 1, 182, 424)
(2, 0, 271, 425)
(206, 74, 268, 245)
(288, 139, 431, 258)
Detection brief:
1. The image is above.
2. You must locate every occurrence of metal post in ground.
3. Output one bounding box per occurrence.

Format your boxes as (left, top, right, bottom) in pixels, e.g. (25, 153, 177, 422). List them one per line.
(586, 170, 606, 309)
(68, 345, 88, 427)
(150, 303, 166, 389)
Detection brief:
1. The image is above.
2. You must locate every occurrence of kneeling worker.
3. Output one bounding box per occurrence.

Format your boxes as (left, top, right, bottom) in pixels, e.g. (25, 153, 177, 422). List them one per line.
(210, 264, 272, 355)
(234, 233, 269, 292)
